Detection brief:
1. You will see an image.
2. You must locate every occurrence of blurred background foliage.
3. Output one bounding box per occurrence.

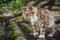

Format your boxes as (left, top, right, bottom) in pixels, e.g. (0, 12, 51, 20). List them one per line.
(0, 0, 34, 40)
(0, 0, 24, 14)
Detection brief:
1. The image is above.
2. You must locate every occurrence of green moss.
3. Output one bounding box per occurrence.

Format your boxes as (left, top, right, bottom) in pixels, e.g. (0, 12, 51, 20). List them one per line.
(11, 31, 23, 38)
(10, 22, 24, 38)
(23, 23, 33, 33)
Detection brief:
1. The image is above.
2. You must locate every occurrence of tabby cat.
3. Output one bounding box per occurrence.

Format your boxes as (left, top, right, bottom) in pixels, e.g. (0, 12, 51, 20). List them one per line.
(21, 5, 56, 38)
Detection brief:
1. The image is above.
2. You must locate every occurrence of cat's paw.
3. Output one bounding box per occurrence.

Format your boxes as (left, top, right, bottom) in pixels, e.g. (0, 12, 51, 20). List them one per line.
(32, 32, 39, 37)
(39, 35, 45, 38)
(48, 34, 53, 37)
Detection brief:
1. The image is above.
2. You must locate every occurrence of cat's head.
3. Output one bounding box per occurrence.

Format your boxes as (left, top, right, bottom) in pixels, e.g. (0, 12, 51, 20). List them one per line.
(21, 5, 36, 21)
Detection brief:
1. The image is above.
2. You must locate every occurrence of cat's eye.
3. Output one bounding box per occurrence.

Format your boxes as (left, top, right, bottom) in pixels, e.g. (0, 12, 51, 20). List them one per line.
(26, 14, 28, 16)
(24, 8, 26, 10)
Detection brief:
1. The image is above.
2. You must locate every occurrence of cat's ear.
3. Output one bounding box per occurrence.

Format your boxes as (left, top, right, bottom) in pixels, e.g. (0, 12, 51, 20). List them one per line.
(27, 4, 34, 10)
(21, 7, 26, 12)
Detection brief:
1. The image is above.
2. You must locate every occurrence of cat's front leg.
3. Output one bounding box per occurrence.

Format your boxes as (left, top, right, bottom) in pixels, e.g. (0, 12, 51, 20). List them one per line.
(39, 27, 45, 38)
(32, 25, 39, 36)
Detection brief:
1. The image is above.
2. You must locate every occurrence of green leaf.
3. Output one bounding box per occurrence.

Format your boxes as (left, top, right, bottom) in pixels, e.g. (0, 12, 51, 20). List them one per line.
(16, 0, 24, 7)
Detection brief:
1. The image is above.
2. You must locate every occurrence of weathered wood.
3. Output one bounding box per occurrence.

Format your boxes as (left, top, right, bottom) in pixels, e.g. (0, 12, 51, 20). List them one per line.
(0, 12, 22, 21)
(37, 1, 60, 11)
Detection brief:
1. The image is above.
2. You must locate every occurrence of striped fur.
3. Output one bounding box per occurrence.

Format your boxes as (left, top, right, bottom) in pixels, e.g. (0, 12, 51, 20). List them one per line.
(21, 5, 56, 38)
